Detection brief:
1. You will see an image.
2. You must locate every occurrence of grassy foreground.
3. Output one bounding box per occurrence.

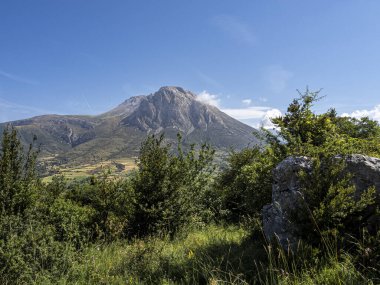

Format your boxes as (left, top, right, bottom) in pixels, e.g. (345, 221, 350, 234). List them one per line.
(32, 224, 373, 285)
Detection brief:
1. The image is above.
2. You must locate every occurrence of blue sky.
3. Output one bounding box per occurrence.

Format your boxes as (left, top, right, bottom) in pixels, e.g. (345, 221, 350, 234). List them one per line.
(1, 0, 380, 126)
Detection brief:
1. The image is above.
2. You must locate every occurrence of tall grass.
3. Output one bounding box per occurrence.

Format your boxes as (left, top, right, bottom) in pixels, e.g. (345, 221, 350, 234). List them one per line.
(32, 224, 376, 285)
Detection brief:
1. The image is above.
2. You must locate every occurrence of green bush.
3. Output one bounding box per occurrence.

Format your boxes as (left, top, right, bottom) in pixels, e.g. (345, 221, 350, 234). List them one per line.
(0, 127, 77, 283)
(0, 215, 76, 284)
(218, 147, 277, 222)
(293, 158, 378, 244)
(63, 173, 136, 241)
(132, 134, 217, 236)
(49, 198, 96, 247)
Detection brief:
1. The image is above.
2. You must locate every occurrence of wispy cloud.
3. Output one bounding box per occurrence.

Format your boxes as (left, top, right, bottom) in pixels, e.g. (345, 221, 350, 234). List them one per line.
(0, 69, 39, 85)
(0, 98, 53, 123)
(242, 99, 252, 106)
(196, 91, 221, 107)
(341, 104, 380, 122)
(263, 65, 293, 93)
(81, 94, 94, 114)
(212, 15, 256, 45)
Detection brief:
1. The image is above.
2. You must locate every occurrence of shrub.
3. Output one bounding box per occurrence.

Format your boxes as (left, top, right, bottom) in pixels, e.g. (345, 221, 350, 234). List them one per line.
(65, 173, 136, 241)
(131, 134, 216, 236)
(0, 127, 76, 283)
(218, 147, 276, 222)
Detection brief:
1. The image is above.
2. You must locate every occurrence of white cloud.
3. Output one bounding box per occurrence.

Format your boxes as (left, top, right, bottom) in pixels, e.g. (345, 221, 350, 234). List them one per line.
(259, 108, 283, 129)
(222, 106, 282, 129)
(242, 99, 252, 106)
(222, 106, 271, 120)
(198, 90, 282, 129)
(259, 97, 268, 102)
(212, 15, 256, 45)
(196, 91, 221, 107)
(0, 69, 39, 85)
(263, 65, 293, 93)
(341, 105, 380, 122)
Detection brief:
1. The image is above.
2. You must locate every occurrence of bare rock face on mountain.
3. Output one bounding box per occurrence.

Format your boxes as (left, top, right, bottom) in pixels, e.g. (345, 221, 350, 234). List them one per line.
(262, 154, 380, 250)
(121, 87, 203, 132)
(111, 86, 258, 148)
(0, 86, 261, 166)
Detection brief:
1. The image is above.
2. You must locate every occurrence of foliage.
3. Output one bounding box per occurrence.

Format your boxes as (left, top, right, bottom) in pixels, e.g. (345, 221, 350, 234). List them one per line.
(0, 127, 38, 216)
(132, 133, 217, 236)
(294, 158, 378, 245)
(0, 127, 76, 283)
(0, 216, 76, 284)
(271, 89, 380, 243)
(218, 147, 277, 221)
(0, 91, 379, 283)
(269, 88, 380, 158)
(49, 198, 96, 247)
(219, 88, 380, 255)
(65, 173, 135, 241)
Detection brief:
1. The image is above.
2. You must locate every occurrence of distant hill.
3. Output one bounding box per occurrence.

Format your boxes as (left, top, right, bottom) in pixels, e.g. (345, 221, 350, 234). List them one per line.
(0, 87, 261, 168)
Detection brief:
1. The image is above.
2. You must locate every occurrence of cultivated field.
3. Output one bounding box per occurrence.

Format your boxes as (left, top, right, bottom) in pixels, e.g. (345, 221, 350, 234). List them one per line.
(42, 158, 136, 182)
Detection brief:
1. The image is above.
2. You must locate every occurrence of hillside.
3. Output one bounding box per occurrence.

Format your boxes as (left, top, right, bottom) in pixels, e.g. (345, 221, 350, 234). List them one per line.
(0, 87, 261, 169)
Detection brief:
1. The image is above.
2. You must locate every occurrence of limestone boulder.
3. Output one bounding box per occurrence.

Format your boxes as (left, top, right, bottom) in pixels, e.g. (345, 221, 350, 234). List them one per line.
(262, 154, 380, 250)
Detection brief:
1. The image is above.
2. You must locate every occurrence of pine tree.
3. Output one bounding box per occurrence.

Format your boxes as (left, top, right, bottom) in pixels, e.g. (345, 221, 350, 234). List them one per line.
(0, 126, 37, 216)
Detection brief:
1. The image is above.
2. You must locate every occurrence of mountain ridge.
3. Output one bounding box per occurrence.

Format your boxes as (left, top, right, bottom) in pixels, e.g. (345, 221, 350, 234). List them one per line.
(0, 86, 261, 168)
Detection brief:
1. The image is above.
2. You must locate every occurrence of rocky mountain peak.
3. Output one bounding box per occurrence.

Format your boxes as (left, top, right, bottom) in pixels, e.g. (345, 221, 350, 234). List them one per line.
(157, 86, 187, 94)
(103, 87, 195, 119)
(114, 86, 258, 141)
(152, 86, 196, 102)
(120, 86, 200, 133)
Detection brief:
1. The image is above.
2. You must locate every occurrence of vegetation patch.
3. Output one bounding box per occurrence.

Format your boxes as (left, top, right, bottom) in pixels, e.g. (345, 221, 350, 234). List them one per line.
(0, 89, 379, 284)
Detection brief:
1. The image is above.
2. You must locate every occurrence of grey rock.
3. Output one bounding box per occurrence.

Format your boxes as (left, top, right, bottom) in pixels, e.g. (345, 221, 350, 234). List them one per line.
(345, 154, 380, 202)
(262, 156, 312, 249)
(262, 154, 380, 250)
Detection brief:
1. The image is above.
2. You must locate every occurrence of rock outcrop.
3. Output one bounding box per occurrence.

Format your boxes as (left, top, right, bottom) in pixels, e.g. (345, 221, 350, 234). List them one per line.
(345, 155, 380, 201)
(262, 154, 380, 250)
(262, 156, 313, 249)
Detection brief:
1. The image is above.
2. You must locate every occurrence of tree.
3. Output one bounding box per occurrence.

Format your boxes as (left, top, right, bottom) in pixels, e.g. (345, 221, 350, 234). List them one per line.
(131, 134, 216, 236)
(269, 88, 380, 158)
(65, 172, 135, 241)
(0, 127, 76, 283)
(218, 147, 274, 221)
(0, 126, 38, 216)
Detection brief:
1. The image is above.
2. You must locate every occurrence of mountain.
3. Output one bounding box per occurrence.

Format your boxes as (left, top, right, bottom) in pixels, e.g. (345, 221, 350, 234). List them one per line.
(0, 86, 261, 167)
